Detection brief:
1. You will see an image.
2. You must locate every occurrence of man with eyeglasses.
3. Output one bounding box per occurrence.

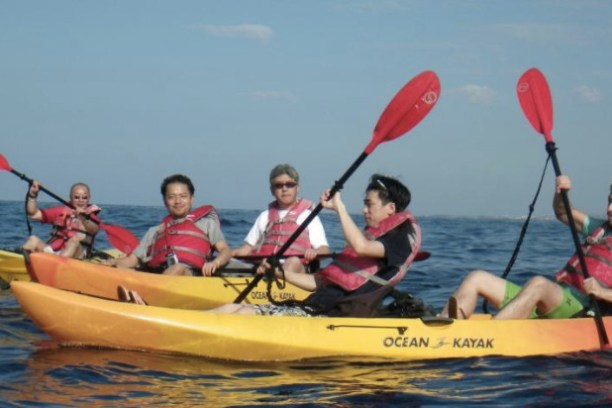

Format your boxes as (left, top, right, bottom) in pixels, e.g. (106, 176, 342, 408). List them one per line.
(440, 175, 612, 320)
(232, 163, 330, 273)
(22, 181, 101, 259)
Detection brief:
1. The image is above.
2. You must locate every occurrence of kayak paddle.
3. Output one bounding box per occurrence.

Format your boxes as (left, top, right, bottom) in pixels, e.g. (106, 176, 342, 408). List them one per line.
(0, 153, 140, 254)
(233, 70, 441, 303)
(234, 250, 431, 263)
(516, 67, 610, 348)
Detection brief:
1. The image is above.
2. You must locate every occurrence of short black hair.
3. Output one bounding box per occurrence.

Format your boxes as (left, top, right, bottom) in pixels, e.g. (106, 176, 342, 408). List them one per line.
(366, 174, 411, 212)
(161, 174, 195, 197)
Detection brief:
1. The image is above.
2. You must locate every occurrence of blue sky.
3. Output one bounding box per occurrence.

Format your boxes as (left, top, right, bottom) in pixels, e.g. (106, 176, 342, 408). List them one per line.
(1, 0, 611, 217)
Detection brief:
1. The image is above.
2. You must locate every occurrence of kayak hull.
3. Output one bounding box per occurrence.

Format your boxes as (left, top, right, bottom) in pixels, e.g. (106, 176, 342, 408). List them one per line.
(26, 252, 309, 308)
(0, 249, 122, 284)
(0, 250, 28, 283)
(12, 281, 612, 362)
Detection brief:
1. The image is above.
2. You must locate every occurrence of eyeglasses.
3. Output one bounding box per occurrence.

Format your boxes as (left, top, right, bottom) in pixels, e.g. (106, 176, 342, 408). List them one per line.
(273, 182, 298, 190)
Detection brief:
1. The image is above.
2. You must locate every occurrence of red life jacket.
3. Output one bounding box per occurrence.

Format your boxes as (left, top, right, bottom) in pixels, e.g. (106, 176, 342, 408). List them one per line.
(147, 205, 217, 270)
(555, 223, 612, 290)
(47, 204, 101, 251)
(252, 199, 314, 257)
(317, 211, 421, 291)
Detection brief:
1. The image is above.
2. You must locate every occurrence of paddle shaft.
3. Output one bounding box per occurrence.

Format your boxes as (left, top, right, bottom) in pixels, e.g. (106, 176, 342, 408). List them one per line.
(233, 152, 368, 303)
(546, 142, 610, 347)
(12, 168, 74, 208)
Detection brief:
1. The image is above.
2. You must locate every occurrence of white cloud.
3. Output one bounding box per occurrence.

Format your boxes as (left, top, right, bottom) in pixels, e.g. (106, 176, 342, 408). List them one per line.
(247, 91, 297, 102)
(455, 85, 497, 105)
(574, 85, 603, 103)
(190, 24, 274, 43)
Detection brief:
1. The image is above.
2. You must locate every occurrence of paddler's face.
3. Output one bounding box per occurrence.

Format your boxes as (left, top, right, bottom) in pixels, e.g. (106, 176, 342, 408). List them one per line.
(362, 190, 395, 228)
(70, 185, 90, 210)
(270, 174, 299, 209)
(164, 182, 193, 218)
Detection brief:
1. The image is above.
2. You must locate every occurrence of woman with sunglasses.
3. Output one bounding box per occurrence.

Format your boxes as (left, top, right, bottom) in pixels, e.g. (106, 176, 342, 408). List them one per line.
(232, 163, 330, 273)
(22, 181, 101, 259)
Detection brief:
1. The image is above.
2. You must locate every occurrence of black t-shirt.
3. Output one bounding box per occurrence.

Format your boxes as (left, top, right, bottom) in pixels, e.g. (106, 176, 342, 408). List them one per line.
(304, 221, 412, 311)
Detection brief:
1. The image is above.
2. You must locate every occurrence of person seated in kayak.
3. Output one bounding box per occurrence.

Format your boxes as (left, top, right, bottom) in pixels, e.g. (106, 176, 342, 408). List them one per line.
(107, 174, 232, 276)
(231, 163, 331, 273)
(21, 181, 101, 259)
(440, 175, 612, 320)
(206, 174, 422, 316)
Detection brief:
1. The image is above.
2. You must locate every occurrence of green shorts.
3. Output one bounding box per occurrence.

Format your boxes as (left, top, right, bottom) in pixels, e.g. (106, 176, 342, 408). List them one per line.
(501, 280, 590, 319)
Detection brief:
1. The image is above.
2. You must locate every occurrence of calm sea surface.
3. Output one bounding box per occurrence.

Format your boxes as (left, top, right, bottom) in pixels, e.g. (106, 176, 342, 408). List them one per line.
(1, 200, 611, 406)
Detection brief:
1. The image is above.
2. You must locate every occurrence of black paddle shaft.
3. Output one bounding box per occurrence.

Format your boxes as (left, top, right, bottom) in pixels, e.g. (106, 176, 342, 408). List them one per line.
(546, 142, 591, 279)
(12, 169, 73, 209)
(546, 142, 610, 347)
(233, 152, 368, 303)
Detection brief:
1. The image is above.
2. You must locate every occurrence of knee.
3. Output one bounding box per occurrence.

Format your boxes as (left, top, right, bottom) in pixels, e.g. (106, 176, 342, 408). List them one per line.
(523, 275, 552, 291)
(463, 269, 493, 285)
(283, 257, 305, 274)
(66, 235, 82, 245)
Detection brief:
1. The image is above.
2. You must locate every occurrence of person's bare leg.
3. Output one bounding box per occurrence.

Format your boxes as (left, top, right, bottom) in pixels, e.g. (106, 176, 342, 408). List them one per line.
(494, 276, 564, 319)
(21, 236, 47, 252)
(283, 257, 306, 274)
(58, 235, 83, 258)
(440, 270, 507, 319)
(162, 264, 192, 276)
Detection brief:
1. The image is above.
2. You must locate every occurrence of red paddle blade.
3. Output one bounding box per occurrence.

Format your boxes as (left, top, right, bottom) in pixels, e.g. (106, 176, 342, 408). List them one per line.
(414, 251, 430, 262)
(366, 70, 441, 154)
(0, 154, 13, 171)
(100, 223, 139, 254)
(516, 68, 554, 143)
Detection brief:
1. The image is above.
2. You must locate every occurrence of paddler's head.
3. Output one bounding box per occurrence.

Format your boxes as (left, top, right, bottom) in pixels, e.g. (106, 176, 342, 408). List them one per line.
(161, 174, 195, 218)
(269, 164, 300, 209)
(69, 183, 91, 210)
(362, 174, 410, 228)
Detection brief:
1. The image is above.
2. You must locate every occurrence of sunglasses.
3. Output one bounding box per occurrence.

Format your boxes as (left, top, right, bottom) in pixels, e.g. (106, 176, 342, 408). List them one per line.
(273, 182, 298, 190)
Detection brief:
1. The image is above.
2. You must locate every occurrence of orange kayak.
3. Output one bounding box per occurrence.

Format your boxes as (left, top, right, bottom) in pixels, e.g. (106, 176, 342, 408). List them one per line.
(26, 252, 310, 309)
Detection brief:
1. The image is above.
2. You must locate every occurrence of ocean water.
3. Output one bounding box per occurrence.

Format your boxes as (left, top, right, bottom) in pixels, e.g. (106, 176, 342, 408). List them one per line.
(1, 200, 611, 406)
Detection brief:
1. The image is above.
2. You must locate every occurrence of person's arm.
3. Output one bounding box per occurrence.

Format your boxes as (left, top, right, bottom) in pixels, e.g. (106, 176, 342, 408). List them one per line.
(231, 243, 255, 257)
(203, 240, 232, 276)
(256, 259, 317, 291)
(75, 208, 100, 237)
(231, 212, 267, 257)
(321, 190, 384, 258)
(26, 181, 43, 221)
(110, 253, 141, 269)
(554, 175, 587, 232)
(583, 277, 612, 302)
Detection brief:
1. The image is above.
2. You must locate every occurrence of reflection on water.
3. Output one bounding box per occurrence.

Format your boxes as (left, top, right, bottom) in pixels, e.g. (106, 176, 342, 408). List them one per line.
(1, 346, 609, 406)
(6, 347, 464, 406)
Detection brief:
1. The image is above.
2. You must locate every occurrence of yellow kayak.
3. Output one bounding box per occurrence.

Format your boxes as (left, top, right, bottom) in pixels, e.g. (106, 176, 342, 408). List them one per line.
(0, 249, 28, 284)
(12, 280, 612, 362)
(26, 252, 309, 308)
(0, 248, 122, 284)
